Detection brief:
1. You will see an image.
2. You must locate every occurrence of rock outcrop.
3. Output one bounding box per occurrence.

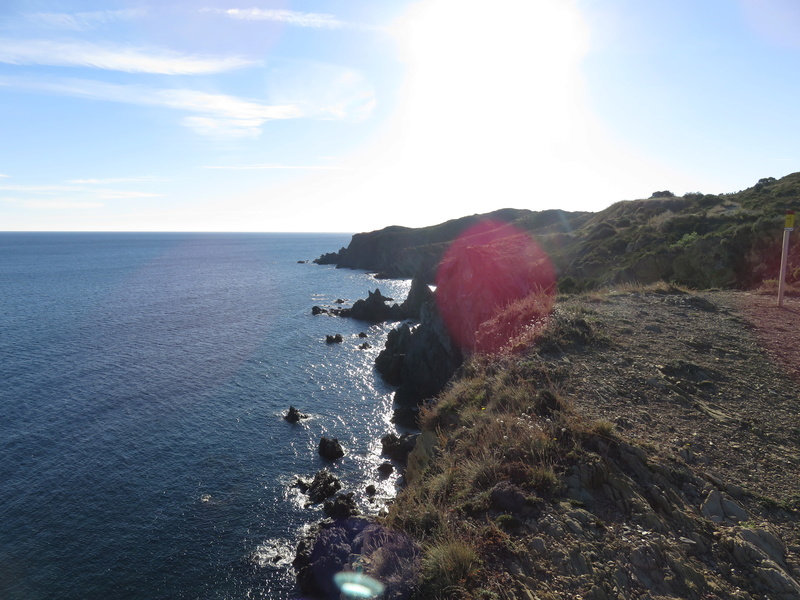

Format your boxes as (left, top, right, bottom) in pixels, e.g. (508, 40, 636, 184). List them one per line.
(294, 469, 342, 505)
(348, 289, 402, 322)
(376, 300, 462, 420)
(318, 437, 345, 460)
(294, 518, 419, 600)
(284, 406, 309, 423)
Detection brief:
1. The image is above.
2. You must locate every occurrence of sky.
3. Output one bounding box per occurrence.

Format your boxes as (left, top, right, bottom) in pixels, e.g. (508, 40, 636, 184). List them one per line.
(1, 0, 800, 233)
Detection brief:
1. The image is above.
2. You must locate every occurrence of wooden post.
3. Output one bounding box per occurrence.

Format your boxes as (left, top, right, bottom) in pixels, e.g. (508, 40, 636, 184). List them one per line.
(778, 210, 794, 307)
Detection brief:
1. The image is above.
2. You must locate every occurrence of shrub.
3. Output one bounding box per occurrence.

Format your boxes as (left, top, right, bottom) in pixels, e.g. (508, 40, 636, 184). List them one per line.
(418, 538, 481, 598)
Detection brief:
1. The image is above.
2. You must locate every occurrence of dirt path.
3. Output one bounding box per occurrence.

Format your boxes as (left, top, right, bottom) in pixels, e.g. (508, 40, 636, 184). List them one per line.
(555, 288, 800, 547)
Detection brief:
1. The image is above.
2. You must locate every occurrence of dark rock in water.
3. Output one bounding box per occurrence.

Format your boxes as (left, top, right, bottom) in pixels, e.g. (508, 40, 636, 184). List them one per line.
(348, 288, 402, 323)
(358, 331, 368, 338)
(313, 305, 350, 317)
(297, 260, 307, 264)
(295, 518, 417, 599)
(381, 432, 418, 463)
(365, 484, 377, 496)
(373, 272, 391, 279)
(335, 298, 346, 304)
(313, 250, 342, 265)
(358, 342, 371, 350)
(323, 492, 359, 518)
(318, 437, 345, 460)
(284, 405, 309, 423)
(306, 469, 342, 504)
(377, 300, 462, 406)
(377, 461, 394, 476)
(294, 518, 366, 597)
(325, 334, 343, 344)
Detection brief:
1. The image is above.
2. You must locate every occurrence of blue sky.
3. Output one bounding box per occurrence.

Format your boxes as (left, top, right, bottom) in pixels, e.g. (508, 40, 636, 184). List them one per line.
(1, 0, 799, 232)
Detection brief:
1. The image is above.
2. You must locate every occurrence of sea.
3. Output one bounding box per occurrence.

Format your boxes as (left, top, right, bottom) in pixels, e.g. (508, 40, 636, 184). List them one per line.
(0, 232, 412, 600)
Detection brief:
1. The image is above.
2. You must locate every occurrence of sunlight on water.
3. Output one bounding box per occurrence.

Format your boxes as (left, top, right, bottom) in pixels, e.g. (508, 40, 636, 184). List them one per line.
(0, 234, 414, 600)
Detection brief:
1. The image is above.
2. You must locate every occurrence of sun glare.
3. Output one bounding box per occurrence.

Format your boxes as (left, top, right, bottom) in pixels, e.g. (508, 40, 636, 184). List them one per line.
(366, 0, 598, 218)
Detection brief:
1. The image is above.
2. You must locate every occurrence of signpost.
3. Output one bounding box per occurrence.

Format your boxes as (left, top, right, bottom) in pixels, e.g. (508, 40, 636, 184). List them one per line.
(778, 210, 794, 307)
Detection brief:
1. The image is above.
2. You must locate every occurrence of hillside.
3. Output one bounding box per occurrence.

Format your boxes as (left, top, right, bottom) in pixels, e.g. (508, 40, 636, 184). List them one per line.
(303, 286, 800, 600)
(316, 172, 800, 291)
(298, 174, 800, 599)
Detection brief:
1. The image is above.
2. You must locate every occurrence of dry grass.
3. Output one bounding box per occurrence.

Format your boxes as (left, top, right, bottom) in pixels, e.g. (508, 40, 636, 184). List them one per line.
(382, 301, 631, 597)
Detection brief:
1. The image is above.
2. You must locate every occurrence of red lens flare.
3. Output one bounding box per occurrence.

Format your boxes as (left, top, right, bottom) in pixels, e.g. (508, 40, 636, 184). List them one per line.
(435, 220, 556, 354)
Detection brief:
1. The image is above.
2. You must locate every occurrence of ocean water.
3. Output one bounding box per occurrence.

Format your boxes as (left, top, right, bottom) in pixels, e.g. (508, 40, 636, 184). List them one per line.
(0, 232, 411, 600)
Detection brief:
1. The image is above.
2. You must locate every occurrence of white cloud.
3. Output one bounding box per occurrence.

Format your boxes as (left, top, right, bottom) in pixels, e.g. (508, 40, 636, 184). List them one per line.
(68, 177, 161, 184)
(219, 8, 347, 29)
(26, 9, 145, 31)
(0, 76, 303, 138)
(202, 163, 347, 170)
(93, 189, 162, 200)
(0, 38, 257, 74)
(0, 183, 84, 193)
(22, 200, 105, 210)
(268, 62, 375, 121)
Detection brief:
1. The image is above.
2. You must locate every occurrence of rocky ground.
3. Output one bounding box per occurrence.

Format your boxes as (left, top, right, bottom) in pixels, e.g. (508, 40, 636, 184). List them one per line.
(560, 288, 800, 535)
(500, 286, 800, 600)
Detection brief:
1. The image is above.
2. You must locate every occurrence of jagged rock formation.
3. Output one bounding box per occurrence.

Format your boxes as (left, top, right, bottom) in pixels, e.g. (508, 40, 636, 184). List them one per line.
(348, 289, 401, 322)
(375, 300, 462, 422)
(318, 437, 344, 460)
(284, 406, 309, 423)
(294, 469, 342, 505)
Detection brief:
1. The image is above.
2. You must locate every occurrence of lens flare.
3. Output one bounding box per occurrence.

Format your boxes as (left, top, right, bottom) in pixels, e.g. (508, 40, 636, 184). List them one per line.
(334, 572, 385, 598)
(435, 220, 555, 353)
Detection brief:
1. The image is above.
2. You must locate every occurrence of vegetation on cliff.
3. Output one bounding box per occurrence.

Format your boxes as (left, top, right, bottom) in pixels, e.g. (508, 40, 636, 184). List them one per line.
(316, 172, 800, 291)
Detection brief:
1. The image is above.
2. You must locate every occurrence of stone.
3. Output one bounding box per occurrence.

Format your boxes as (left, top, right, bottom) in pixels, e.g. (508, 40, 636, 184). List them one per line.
(700, 489, 725, 523)
(721, 497, 749, 523)
(325, 334, 343, 344)
(380, 432, 418, 462)
(348, 288, 402, 323)
(318, 437, 345, 460)
(306, 469, 342, 504)
(293, 518, 372, 597)
(377, 461, 394, 476)
(284, 405, 308, 423)
(324, 492, 359, 518)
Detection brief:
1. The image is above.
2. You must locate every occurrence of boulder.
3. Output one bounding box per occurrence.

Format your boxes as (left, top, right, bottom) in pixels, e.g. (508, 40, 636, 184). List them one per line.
(380, 432, 419, 463)
(325, 334, 343, 344)
(324, 492, 359, 518)
(294, 519, 367, 597)
(348, 289, 403, 323)
(306, 469, 342, 504)
(319, 437, 345, 460)
(284, 406, 309, 423)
